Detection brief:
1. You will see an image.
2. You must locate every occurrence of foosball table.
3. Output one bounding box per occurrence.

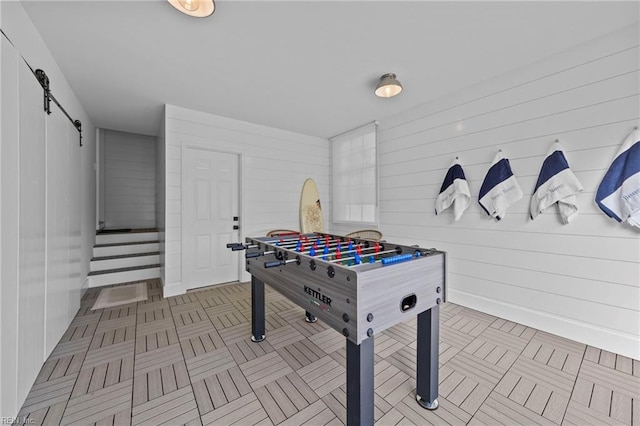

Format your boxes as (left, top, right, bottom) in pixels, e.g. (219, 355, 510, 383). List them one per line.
(227, 232, 446, 425)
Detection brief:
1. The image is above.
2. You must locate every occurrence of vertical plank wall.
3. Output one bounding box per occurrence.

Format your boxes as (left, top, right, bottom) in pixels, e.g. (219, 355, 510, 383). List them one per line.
(162, 105, 330, 295)
(0, 2, 96, 416)
(45, 102, 82, 356)
(0, 2, 4, 412)
(1, 42, 82, 417)
(0, 33, 21, 419)
(375, 25, 639, 359)
(157, 116, 167, 286)
(17, 45, 47, 413)
(96, 130, 105, 227)
(103, 129, 157, 229)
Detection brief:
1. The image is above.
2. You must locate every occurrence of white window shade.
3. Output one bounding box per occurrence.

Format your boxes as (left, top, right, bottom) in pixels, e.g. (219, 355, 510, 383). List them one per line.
(331, 122, 378, 225)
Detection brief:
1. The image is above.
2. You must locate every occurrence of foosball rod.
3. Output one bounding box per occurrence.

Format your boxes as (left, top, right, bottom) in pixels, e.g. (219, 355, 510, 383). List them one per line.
(273, 240, 346, 253)
(325, 245, 382, 257)
(256, 242, 403, 261)
(326, 248, 398, 263)
(247, 240, 362, 258)
(305, 243, 383, 257)
(293, 243, 367, 257)
(264, 251, 401, 268)
(248, 240, 352, 258)
(268, 233, 332, 243)
(269, 233, 364, 246)
(276, 238, 372, 252)
(272, 237, 342, 248)
(263, 258, 298, 268)
(269, 239, 378, 257)
(244, 236, 336, 253)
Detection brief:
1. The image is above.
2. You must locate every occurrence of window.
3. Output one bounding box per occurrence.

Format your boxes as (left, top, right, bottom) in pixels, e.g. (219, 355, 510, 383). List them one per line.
(331, 122, 377, 224)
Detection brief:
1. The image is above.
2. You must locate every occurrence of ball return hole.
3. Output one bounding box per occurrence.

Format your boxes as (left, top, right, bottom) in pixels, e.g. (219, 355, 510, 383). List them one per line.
(401, 294, 417, 312)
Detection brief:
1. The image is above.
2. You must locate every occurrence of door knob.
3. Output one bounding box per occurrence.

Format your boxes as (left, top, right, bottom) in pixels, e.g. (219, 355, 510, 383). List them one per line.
(233, 225, 239, 230)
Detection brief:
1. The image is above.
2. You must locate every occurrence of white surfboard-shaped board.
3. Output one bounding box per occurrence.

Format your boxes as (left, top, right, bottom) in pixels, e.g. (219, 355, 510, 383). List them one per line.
(300, 178, 323, 233)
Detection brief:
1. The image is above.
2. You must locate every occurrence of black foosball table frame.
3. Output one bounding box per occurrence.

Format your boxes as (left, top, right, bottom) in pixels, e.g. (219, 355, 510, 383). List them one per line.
(229, 232, 445, 425)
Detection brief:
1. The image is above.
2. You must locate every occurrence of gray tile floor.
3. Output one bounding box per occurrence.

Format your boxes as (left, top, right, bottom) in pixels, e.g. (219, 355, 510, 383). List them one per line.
(16, 280, 640, 425)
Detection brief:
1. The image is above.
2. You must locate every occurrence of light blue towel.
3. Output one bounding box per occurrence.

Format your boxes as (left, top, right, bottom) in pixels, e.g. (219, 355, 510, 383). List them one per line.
(435, 159, 471, 221)
(530, 141, 583, 224)
(478, 151, 523, 220)
(596, 128, 640, 228)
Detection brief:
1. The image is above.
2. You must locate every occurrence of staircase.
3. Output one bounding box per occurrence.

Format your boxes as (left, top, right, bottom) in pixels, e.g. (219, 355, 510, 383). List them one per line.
(88, 229, 161, 287)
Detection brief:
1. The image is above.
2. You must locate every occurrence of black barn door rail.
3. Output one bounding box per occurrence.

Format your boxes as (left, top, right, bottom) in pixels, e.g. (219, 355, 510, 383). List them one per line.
(34, 68, 83, 147)
(1, 28, 83, 147)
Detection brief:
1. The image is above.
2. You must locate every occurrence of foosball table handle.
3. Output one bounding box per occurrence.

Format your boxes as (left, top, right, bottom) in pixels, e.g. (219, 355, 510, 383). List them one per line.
(226, 243, 248, 251)
(264, 258, 299, 268)
(264, 260, 286, 268)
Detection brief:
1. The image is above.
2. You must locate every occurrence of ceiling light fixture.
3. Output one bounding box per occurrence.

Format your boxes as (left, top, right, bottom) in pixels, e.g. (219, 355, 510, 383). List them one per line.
(167, 0, 215, 17)
(374, 73, 403, 98)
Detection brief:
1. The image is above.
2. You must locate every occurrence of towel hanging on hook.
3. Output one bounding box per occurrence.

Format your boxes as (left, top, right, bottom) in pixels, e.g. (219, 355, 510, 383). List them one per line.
(596, 127, 640, 228)
(435, 157, 471, 221)
(478, 150, 523, 220)
(530, 140, 584, 224)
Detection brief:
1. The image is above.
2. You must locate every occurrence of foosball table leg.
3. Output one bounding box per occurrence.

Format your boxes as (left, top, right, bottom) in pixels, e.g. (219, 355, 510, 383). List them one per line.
(251, 277, 265, 342)
(346, 337, 374, 426)
(305, 311, 317, 323)
(416, 306, 439, 410)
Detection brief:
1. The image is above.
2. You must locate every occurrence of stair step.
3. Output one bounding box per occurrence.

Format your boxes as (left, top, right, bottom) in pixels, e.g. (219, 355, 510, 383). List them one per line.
(93, 242, 160, 257)
(90, 229, 162, 287)
(88, 264, 161, 276)
(91, 251, 160, 261)
(96, 231, 159, 245)
(88, 265, 161, 288)
(94, 240, 159, 248)
(90, 252, 160, 273)
(97, 228, 158, 234)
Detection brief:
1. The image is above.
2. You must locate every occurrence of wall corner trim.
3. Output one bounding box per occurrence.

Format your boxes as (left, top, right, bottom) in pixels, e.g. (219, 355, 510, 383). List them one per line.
(163, 281, 185, 298)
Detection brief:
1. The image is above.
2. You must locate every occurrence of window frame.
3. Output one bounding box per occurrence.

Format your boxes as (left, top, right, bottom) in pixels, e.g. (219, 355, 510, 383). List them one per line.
(330, 122, 379, 226)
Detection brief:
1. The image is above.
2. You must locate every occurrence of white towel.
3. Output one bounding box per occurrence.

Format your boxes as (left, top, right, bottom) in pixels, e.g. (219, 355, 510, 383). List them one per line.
(596, 128, 640, 228)
(530, 141, 584, 224)
(478, 151, 523, 220)
(435, 159, 471, 221)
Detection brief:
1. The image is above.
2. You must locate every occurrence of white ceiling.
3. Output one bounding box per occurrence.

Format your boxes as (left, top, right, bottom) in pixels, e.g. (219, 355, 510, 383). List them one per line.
(21, 1, 639, 138)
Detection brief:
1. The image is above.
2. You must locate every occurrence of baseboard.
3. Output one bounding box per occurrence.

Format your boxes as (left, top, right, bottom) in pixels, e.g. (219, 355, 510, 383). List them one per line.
(80, 276, 89, 297)
(448, 289, 640, 360)
(163, 280, 184, 298)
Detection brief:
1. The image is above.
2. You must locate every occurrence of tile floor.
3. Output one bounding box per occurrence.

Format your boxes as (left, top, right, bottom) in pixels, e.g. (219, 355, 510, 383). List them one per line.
(15, 280, 640, 425)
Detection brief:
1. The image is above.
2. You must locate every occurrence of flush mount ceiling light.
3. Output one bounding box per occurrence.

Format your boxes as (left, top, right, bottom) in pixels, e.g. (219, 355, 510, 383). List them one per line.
(167, 0, 215, 17)
(374, 73, 403, 98)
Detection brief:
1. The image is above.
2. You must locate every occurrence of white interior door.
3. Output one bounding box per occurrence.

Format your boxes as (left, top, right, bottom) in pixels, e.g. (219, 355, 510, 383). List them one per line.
(183, 147, 239, 290)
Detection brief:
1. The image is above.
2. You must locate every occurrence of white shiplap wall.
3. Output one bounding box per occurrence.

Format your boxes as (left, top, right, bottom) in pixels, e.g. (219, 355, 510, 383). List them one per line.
(376, 25, 639, 359)
(156, 116, 166, 285)
(103, 129, 157, 229)
(162, 105, 330, 296)
(1, 2, 96, 416)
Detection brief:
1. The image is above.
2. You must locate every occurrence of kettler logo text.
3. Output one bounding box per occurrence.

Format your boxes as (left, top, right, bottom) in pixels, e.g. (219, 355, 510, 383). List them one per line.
(304, 286, 332, 307)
